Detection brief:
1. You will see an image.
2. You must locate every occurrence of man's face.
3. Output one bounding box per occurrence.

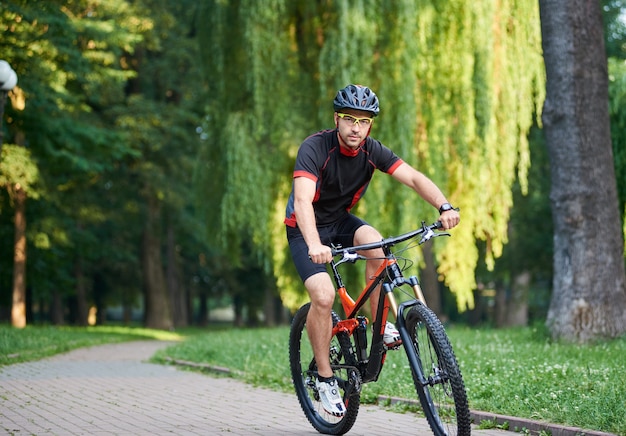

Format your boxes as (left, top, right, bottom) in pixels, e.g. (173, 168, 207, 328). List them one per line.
(334, 109, 374, 150)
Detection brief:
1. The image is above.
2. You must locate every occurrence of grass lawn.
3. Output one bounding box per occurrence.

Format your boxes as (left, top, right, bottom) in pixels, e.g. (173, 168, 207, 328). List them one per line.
(1, 323, 624, 435)
(0, 324, 182, 366)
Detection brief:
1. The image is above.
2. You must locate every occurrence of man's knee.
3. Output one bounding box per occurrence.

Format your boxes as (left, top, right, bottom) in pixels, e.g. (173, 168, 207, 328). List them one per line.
(354, 225, 382, 244)
(355, 225, 384, 258)
(305, 273, 335, 309)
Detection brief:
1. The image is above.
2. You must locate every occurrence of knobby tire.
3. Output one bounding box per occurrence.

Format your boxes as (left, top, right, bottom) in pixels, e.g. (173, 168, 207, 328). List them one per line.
(404, 303, 471, 436)
(289, 303, 361, 435)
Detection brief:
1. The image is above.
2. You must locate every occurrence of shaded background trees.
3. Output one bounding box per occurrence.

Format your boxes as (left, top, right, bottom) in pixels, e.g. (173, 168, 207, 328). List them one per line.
(1, 1, 625, 341)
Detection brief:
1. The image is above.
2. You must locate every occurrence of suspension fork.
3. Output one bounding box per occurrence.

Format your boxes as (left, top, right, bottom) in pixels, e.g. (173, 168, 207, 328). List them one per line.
(409, 276, 427, 306)
(382, 272, 428, 323)
(381, 261, 408, 321)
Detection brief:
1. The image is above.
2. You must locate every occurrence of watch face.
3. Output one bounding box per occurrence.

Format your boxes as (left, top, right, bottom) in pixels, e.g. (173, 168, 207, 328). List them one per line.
(439, 203, 453, 213)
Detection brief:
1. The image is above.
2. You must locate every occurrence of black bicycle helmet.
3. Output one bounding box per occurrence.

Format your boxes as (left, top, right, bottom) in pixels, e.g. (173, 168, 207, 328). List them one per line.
(333, 84, 380, 116)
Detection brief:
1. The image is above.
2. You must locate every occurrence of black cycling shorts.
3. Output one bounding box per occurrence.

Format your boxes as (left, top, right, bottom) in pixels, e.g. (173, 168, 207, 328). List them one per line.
(286, 214, 368, 283)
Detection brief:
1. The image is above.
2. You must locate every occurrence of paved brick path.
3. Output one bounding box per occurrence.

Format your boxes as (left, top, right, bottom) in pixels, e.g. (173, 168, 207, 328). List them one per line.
(0, 341, 517, 435)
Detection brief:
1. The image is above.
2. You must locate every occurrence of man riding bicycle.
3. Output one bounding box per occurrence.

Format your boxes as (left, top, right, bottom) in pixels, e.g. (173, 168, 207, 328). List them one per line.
(284, 84, 460, 417)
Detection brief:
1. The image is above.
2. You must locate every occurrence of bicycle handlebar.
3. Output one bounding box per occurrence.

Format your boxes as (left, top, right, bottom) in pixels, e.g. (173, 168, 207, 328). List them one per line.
(330, 221, 445, 257)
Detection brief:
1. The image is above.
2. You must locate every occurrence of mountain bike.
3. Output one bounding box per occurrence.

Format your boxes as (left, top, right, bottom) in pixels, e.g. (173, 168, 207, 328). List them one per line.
(289, 221, 471, 435)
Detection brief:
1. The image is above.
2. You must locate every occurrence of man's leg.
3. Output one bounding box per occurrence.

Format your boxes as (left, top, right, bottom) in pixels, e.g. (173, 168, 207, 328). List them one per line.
(304, 271, 336, 378)
(354, 225, 402, 348)
(353, 225, 385, 318)
(286, 225, 346, 416)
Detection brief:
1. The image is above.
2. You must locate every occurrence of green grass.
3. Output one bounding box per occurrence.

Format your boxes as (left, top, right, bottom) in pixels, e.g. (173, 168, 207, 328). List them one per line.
(454, 326, 626, 434)
(2, 323, 624, 435)
(0, 324, 183, 366)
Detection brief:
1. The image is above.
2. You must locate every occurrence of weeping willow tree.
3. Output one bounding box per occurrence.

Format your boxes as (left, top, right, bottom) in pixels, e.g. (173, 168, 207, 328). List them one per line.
(196, 1, 296, 259)
(409, 1, 545, 310)
(196, 0, 544, 312)
(195, 0, 310, 310)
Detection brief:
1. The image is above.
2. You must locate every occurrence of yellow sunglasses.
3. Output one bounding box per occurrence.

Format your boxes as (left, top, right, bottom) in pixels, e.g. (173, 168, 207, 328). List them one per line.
(337, 113, 374, 126)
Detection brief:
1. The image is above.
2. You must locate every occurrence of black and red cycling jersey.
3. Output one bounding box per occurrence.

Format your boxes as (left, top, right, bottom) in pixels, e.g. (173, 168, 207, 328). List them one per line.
(284, 129, 403, 227)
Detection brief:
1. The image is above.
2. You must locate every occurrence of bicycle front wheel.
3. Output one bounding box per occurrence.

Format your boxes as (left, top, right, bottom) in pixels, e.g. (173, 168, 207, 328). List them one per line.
(404, 303, 471, 436)
(289, 303, 361, 435)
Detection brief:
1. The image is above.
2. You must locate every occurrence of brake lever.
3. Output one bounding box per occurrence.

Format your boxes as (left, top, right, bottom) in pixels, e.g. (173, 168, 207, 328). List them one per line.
(334, 251, 360, 266)
(343, 251, 360, 263)
(418, 222, 451, 245)
(419, 227, 436, 244)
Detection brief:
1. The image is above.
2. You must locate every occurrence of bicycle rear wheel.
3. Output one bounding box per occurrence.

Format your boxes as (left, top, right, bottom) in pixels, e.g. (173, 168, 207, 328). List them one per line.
(404, 303, 471, 436)
(289, 303, 361, 435)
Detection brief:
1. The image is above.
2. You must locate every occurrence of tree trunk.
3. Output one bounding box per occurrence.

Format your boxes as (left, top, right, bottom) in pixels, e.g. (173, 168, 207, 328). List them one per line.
(495, 274, 529, 328)
(197, 291, 209, 326)
(11, 185, 26, 328)
(93, 272, 107, 325)
(233, 294, 243, 327)
(508, 272, 529, 327)
(539, 0, 626, 341)
(494, 280, 507, 328)
(467, 289, 486, 326)
(50, 289, 64, 325)
(420, 242, 442, 317)
(166, 223, 188, 327)
(263, 286, 276, 327)
(142, 194, 172, 330)
(74, 259, 89, 326)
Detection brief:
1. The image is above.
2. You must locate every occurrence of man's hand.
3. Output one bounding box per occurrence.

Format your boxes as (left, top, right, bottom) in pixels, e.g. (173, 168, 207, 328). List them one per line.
(308, 243, 333, 264)
(439, 209, 460, 230)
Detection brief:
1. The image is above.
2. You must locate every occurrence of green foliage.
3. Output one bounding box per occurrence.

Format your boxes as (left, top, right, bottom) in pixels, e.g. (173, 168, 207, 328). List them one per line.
(218, 112, 272, 261)
(196, 1, 545, 311)
(318, 0, 379, 103)
(412, 1, 545, 310)
(0, 0, 148, 314)
(475, 125, 554, 322)
(478, 419, 510, 431)
(0, 0, 215, 325)
(2, 0, 622, 327)
(609, 58, 626, 224)
(196, 0, 302, 274)
(0, 144, 39, 199)
(603, 0, 626, 59)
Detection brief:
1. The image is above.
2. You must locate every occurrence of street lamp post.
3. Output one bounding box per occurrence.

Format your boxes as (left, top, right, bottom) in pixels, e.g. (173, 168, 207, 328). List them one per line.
(0, 59, 18, 153)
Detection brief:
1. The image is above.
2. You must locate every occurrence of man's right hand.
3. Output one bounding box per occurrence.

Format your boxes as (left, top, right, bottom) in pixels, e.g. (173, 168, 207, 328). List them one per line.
(308, 243, 333, 264)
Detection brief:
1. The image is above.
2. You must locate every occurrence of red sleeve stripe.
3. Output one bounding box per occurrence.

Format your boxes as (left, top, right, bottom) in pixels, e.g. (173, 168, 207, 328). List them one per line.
(387, 159, 404, 175)
(293, 170, 317, 182)
(284, 214, 297, 227)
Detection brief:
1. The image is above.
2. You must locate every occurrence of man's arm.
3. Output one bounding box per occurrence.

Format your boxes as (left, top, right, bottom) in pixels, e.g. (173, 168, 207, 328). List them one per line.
(390, 162, 460, 230)
(293, 177, 333, 263)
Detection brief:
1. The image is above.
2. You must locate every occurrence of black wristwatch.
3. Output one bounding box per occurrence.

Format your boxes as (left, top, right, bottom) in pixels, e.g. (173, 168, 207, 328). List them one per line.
(438, 203, 457, 214)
